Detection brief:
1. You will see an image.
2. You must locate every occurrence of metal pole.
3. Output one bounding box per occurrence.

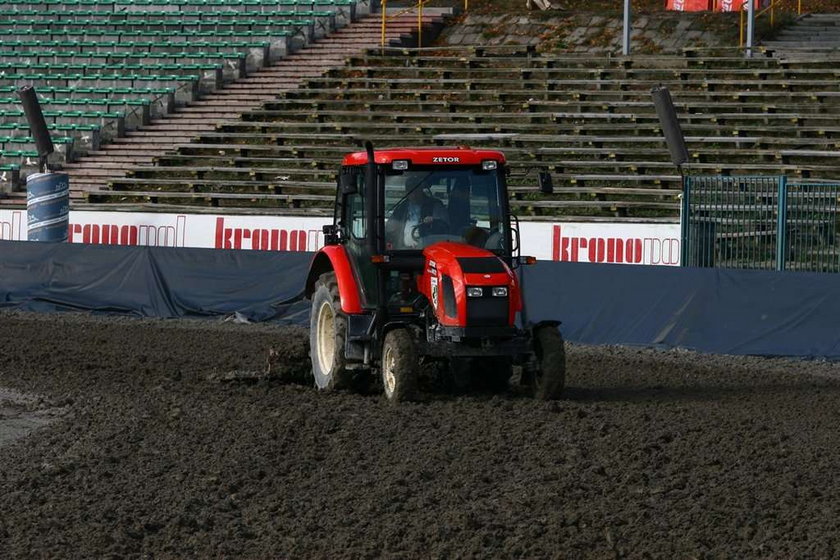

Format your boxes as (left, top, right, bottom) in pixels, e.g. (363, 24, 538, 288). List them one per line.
(418, 0, 422, 48)
(680, 176, 691, 267)
(776, 175, 788, 271)
(622, 0, 631, 56)
(745, 0, 755, 58)
(381, 0, 387, 49)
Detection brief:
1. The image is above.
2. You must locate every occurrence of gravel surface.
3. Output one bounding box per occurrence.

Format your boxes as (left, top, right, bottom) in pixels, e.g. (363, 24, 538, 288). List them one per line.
(2, 310, 840, 558)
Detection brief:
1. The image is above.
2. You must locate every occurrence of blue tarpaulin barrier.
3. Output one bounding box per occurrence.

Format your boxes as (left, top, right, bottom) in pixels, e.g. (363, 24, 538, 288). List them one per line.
(0, 240, 311, 323)
(523, 261, 840, 359)
(2, 240, 839, 358)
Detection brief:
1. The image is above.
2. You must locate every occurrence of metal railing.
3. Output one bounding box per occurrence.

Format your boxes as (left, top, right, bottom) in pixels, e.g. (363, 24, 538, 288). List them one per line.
(739, 0, 804, 49)
(682, 175, 840, 272)
(380, 0, 468, 49)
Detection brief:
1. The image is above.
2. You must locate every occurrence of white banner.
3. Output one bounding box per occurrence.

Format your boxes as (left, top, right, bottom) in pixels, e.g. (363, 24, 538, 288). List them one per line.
(0, 209, 681, 266)
(520, 222, 681, 266)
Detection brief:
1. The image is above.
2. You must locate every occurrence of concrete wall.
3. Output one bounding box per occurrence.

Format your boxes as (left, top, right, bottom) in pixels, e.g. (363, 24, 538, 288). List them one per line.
(439, 12, 740, 53)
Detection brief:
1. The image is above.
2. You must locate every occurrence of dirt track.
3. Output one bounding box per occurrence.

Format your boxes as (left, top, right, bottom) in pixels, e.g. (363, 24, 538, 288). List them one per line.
(2, 310, 840, 558)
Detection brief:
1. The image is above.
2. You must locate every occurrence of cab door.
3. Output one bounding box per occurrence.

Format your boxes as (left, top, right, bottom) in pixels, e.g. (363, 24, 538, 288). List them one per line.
(339, 165, 379, 308)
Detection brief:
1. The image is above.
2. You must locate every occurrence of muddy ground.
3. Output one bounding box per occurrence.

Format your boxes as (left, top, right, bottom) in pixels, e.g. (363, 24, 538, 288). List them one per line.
(2, 310, 840, 558)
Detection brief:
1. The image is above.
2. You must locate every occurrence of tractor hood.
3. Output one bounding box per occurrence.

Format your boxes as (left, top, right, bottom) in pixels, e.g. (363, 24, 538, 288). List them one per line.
(418, 242, 521, 329)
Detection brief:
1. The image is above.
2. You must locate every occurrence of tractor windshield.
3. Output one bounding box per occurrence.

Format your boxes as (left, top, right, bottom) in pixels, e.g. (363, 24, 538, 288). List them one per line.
(383, 166, 508, 253)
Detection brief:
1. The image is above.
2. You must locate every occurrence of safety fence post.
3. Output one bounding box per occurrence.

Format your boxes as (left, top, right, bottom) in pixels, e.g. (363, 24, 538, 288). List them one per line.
(776, 175, 788, 271)
(680, 175, 692, 267)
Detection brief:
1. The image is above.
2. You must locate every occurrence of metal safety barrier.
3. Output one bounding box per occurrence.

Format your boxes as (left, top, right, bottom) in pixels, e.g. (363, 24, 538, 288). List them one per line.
(380, 0, 468, 49)
(739, 0, 805, 50)
(682, 175, 840, 272)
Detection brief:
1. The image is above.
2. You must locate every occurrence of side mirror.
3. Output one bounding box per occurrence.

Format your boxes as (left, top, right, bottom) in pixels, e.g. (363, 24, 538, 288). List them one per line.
(538, 170, 554, 194)
(322, 224, 339, 245)
(339, 171, 358, 195)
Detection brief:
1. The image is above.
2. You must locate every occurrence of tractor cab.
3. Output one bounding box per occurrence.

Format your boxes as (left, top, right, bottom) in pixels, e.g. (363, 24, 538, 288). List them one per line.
(329, 146, 515, 309)
(306, 143, 565, 403)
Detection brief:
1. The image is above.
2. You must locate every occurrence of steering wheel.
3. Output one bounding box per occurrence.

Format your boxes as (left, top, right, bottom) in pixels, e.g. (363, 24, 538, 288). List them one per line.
(411, 218, 450, 242)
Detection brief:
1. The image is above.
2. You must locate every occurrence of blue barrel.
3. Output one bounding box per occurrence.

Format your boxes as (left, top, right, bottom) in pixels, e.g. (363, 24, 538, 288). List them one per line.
(27, 172, 69, 242)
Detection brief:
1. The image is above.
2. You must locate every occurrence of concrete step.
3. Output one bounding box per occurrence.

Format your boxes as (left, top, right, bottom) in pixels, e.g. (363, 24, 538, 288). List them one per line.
(64, 160, 155, 168)
(802, 14, 840, 20)
(765, 14, 840, 52)
(766, 41, 840, 47)
(63, 168, 128, 177)
(77, 153, 157, 162)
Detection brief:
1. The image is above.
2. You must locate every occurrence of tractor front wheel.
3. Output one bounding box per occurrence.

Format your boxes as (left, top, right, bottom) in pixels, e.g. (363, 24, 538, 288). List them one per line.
(309, 272, 350, 391)
(381, 328, 418, 403)
(532, 324, 567, 400)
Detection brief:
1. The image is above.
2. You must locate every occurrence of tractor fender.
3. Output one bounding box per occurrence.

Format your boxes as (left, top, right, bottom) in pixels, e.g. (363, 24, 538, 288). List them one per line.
(305, 245, 364, 314)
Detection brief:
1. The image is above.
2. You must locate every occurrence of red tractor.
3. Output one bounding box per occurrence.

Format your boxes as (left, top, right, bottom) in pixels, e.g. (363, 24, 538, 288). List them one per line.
(305, 142, 566, 402)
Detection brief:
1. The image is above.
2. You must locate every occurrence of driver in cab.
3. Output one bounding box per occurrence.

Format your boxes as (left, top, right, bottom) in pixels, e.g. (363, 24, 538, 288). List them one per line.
(385, 174, 448, 249)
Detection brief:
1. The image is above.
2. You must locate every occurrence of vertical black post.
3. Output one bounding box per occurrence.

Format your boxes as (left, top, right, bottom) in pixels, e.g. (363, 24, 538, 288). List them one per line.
(776, 175, 788, 271)
(17, 86, 54, 174)
(681, 176, 691, 267)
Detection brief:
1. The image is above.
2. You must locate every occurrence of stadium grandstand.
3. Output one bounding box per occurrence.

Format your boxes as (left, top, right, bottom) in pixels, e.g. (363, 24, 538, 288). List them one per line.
(0, 0, 838, 222)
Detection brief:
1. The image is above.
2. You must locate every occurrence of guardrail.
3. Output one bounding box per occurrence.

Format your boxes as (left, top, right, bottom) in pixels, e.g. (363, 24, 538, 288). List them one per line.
(739, 0, 804, 49)
(380, 0, 468, 49)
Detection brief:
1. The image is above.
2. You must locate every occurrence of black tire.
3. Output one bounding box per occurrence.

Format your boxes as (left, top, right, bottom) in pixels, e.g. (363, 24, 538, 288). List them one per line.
(381, 328, 419, 403)
(309, 272, 350, 391)
(533, 325, 566, 400)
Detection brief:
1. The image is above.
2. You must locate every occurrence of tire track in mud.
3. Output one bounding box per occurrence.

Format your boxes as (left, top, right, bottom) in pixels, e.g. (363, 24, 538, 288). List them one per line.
(1, 310, 840, 558)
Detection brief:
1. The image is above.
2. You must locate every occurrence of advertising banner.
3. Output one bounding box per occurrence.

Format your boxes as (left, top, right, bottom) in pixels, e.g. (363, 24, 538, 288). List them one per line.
(712, 0, 762, 11)
(666, 0, 763, 11)
(666, 0, 711, 11)
(520, 222, 681, 266)
(0, 209, 682, 266)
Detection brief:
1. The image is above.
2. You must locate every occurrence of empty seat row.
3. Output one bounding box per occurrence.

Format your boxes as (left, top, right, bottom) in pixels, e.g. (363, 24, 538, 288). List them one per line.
(94, 45, 838, 218)
(0, 18, 315, 40)
(0, 0, 368, 193)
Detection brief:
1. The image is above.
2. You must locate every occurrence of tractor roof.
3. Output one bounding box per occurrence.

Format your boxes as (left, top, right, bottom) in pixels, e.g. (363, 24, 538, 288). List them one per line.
(342, 146, 506, 167)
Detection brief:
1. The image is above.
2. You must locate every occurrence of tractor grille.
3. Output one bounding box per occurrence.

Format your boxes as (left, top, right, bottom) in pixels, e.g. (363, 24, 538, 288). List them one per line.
(466, 297, 509, 327)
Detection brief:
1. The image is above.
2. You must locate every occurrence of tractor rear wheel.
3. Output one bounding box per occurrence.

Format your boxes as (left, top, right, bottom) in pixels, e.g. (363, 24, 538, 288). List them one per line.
(381, 328, 418, 403)
(533, 324, 566, 400)
(309, 272, 350, 391)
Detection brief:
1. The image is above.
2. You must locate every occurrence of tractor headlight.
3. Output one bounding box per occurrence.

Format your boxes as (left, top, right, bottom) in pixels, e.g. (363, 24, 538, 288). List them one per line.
(492, 286, 508, 297)
(392, 159, 409, 170)
(482, 160, 498, 171)
(466, 286, 484, 298)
